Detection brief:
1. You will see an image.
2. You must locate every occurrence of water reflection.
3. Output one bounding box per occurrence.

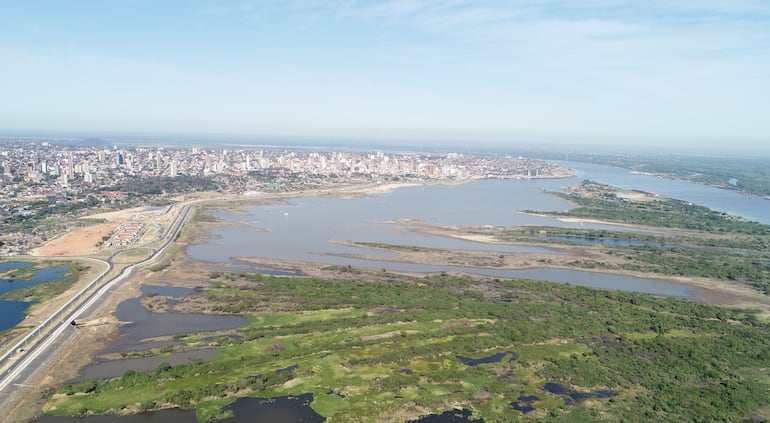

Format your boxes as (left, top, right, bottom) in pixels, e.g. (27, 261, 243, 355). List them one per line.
(70, 349, 218, 382)
(0, 262, 69, 331)
(188, 179, 621, 266)
(220, 394, 325, 422)
(409, 409, 482, 423)
(188, 179, 695, 299)
(34, 394, 325, 423)
(100, 286, 248, 354)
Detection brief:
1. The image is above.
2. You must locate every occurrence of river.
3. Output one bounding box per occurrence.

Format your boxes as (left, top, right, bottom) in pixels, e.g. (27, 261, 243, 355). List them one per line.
(187, 162, 770, 298)
(30, 160, 770, 423)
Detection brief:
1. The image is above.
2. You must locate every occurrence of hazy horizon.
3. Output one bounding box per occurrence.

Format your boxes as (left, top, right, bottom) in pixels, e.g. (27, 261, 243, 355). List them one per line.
(3, 128, 769, 160)
(2, 1, 769, 152)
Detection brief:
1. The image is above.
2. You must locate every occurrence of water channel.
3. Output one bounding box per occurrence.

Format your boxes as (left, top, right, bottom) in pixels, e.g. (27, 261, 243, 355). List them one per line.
(99, 285, 248, 355)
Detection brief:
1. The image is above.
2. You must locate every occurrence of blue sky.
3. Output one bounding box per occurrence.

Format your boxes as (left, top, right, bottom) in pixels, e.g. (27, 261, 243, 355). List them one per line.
(1, 1, 769, 149)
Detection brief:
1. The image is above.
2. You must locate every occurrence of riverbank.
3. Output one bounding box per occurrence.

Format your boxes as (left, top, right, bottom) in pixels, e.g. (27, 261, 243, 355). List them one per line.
(11, 176, 770, 421)
(199, 189, 770, 316)
(185, 185, 770, 316)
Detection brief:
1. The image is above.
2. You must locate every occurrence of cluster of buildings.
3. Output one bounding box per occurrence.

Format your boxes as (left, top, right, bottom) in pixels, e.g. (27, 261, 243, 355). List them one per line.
(104, 223, 145, 247)
(0, 138, 573, 255)
(1, 139, 570, 193)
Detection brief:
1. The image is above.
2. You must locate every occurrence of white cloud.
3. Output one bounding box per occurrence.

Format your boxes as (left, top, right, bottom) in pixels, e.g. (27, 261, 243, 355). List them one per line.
(3, 1, 769, 144)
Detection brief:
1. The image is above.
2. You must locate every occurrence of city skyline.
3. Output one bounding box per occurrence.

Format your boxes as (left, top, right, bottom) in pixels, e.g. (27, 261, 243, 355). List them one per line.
(2, 1, 769, 152)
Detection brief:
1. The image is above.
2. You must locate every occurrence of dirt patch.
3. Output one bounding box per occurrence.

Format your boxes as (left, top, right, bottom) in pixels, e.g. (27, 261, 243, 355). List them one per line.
(86, 206, 154, 223)
(617, 192, 657, 202)
(31, 223, 118, 256)
(281, 377, 306, 389)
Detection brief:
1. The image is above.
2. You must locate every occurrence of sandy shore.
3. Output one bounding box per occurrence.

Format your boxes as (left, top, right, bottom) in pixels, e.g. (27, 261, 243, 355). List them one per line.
(519, 212, 658, 231)
(185, 184, 770, 318)
(325, 220, 770, 317)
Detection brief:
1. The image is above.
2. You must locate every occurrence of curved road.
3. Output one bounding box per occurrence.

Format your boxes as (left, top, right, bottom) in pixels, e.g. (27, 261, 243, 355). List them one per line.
(0, 200, 198, 416)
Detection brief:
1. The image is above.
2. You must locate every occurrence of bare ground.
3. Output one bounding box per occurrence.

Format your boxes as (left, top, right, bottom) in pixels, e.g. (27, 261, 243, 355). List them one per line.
(30, 223, 118, 257)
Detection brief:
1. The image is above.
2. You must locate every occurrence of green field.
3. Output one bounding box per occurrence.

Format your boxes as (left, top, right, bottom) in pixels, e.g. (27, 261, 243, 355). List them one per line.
(48, 272, 770, 422)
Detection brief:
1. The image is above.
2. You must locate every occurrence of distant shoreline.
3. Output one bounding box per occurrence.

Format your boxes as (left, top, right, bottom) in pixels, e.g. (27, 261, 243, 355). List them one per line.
(184, 186, 770, 318)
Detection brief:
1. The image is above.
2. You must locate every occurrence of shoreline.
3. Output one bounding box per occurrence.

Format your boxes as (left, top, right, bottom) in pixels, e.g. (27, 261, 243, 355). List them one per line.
(212, 249, 770, 320)
(629, 170, 770, 200)
(9, 177, 770, 420)
(184, 185, 770, 316)
(117, 176, 770, 308)
(324, 239, 770, 314)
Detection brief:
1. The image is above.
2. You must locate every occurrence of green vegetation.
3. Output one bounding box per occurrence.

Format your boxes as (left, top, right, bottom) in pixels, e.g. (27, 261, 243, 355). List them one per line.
(116, 248, 154, 258)
(496, 226, 770, 294)
(148, 263, 171, 273)
(510, 225, 769, 250)
(538, 180, 769, 235)
(530, 151, 770, 197)
(517, 180, 770, 293)
(104, 175, 221, 195)
(48, 272, 770, 422)
(0, 261, 85, 304)
(37, 178, 770, 422)
(0, 264, 37, 280)
(1, 197, 102, 227)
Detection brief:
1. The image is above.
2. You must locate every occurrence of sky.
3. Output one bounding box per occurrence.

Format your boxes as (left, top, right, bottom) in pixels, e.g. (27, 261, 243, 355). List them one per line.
(1, 0, 769, 150)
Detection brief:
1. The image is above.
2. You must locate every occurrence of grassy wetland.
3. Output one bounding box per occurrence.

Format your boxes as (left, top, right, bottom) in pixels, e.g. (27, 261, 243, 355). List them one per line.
(45, 270, 770, 422)
(0, 261, 88, 304)
(42, 181, 770, 422)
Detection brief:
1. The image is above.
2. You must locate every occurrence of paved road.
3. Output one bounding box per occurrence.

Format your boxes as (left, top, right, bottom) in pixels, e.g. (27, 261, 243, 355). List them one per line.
(0, 200, 197, 418)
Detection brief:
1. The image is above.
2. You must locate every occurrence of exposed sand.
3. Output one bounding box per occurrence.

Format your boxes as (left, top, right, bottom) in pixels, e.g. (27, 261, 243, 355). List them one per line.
(327, 223, 770, 318)
(360, 182, 424, 194)
(86, 206, 154, 222)
(30, 205, 183, 257)
(322, 182, 424, 199)
(30, 223, 118, 257)
(554, 216, 652, 229)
